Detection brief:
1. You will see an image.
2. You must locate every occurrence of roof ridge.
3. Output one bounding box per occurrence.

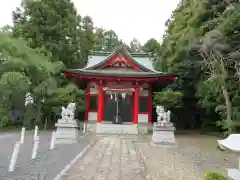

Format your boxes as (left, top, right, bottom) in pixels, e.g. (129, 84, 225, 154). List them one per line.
(86, 47, 155, 72)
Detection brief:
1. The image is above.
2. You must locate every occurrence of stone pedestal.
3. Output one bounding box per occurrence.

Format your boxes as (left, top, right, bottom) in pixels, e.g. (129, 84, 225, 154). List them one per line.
(55, 119, 79, 144)
(151, 122, 177, 148)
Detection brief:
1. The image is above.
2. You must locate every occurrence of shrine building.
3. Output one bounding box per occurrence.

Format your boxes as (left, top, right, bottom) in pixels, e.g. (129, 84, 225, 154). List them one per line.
(62, 46, 176, 134)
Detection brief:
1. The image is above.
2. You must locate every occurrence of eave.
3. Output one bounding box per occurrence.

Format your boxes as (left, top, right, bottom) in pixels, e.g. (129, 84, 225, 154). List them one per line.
(62, 69, 177, 83)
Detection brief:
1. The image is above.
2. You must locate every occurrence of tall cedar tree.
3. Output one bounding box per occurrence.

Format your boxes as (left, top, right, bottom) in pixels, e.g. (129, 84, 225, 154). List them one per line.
(12, 0, 83, 68)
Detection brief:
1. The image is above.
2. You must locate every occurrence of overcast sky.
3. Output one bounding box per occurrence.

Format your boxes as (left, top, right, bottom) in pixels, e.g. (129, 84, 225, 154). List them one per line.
(0, 0, 179, 44)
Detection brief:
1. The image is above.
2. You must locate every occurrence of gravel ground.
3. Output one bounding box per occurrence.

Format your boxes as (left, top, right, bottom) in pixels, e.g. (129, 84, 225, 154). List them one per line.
(0, 131, 90, 180)
(135, 134, 238, 180)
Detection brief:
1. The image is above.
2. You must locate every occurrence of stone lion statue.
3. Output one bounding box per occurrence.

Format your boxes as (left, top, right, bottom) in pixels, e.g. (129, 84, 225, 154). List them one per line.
(156, 105, 171, 123)
(156, 105, 165, 122)
(61, 103, 76, 121)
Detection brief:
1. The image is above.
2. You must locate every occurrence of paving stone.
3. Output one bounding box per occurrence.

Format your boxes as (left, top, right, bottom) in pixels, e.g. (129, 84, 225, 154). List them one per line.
(65, 136, 145, 180)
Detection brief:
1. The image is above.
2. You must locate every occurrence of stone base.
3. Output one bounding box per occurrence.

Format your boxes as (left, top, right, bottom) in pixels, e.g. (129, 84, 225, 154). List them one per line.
(151, 123, 177, 148)
(55, 119, 79, 144)
(228, 169, 240, 180)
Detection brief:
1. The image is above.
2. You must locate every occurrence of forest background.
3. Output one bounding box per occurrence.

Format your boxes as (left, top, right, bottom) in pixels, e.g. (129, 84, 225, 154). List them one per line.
(0, 0, 240, 135)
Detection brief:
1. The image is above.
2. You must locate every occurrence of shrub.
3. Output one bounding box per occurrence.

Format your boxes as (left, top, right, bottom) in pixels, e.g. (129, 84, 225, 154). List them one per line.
(204, 172, 227, 180)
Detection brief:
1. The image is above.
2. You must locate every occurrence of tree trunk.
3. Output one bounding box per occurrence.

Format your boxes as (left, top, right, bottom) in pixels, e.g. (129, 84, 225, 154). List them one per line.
(34, 97, 42, 127)
(44, 117, 48, 130)
(221, 84, 232, 134)
(218, 54, 233, 134)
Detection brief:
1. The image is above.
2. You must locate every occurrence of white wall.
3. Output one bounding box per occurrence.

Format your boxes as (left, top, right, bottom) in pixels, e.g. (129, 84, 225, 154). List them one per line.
(138, 114, 148, 123)
(90, 88, 97, 94)
(139, 90, 148, 96)
(87, 112, 148, 123)
(88, 112, 97, 122)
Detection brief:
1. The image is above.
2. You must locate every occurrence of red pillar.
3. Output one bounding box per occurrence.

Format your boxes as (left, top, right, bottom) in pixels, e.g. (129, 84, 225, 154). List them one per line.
(97, 83, 104, 123)
(148, 86, 152, 124)
(85, 85, 90, 121)
(132, 94, 134, 123)
(133, 87, 139, 124)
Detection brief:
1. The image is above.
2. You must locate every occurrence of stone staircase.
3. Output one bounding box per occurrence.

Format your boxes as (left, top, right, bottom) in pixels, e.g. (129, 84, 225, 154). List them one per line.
(96, 123, 138, 134)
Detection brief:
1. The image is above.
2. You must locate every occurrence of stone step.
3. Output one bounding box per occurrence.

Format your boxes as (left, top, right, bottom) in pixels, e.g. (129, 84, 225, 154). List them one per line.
(96, 124, 138, 134)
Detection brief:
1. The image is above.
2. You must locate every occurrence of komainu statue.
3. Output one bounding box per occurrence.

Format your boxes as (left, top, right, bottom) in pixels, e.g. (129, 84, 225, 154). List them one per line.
(156, 105, 171, 122)
(61, 103, 76, 122)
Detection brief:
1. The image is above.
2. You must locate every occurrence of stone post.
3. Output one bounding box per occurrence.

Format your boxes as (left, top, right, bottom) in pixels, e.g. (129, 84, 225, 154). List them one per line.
(32, 136, 39, 159)
(20, 127, 25, 144)
(34, 126, 38, 141)
(9, 142, 21, 172)
(83, 123, 86, 133)
(50, 132, 56, 150)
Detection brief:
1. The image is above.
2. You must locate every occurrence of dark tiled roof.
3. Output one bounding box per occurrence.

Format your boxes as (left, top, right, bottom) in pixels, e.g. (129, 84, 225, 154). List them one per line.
(64, 46, 174, 78)
(85, 46, 157, 72)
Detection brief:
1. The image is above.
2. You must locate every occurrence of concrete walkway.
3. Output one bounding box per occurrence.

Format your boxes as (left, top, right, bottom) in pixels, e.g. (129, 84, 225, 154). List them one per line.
(62, 136, 145, 180)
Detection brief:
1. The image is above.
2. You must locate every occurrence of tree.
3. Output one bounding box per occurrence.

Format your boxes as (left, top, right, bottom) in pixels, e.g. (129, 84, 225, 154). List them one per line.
(0, 72, 30, 127)
(153, 90, 183, 109)
(157, 0, 240, 132)
(102, 30, 120, 51)
(130, 38, 142, 52)
(142, 38, 160, 54)
(43, 83, 85, 129)
(12, 0, 83, 68)
(0, 32, 61, 128)
(142, 38, 164, 70)
(81, 16, 94, 64)
(93, 28, 126, 52)
(197, 30, 235, 134)
(11, 0, 88, 128)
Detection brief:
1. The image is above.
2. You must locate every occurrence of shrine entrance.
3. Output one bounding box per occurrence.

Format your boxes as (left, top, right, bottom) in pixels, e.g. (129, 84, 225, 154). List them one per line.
(104, 91, 132, 124)
(63, 46, 177, 127)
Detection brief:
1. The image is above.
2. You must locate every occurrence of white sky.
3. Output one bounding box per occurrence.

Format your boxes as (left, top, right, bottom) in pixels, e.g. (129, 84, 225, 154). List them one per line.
(0, 0, 179, 44)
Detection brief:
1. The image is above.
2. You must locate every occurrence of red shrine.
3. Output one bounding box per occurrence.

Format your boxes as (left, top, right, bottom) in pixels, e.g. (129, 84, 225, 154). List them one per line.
(63, 47, 176, 128)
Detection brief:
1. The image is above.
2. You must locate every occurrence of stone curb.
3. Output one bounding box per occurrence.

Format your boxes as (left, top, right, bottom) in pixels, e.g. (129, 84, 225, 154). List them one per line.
(52, 138, 96, 180)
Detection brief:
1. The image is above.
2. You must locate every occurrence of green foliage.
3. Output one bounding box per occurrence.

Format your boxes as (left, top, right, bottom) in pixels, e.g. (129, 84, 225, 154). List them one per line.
(196, 78, 222, 109)
(44, 84, 85, 112)
(23, 104, 37, 129)
(9, 0, 130, 128)
(204, 171, 227, 180)
(92, 27, 130, 53)
(0, 72, 30, 99)
(2, 0, 239, 133)
(156, 0, 240, 132)
(0, 107, 11, 128)
(142, 38, 160, 55)
(0, 72, 30, 127)
(153, 90, 183, 109)
(6, 0, 92, 128)
(0, 32, 61, 128)
(12, 0, 82, 68)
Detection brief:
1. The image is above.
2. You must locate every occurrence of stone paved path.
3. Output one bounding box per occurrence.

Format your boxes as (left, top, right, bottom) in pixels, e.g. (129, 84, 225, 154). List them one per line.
(63, 136, 145, 180)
